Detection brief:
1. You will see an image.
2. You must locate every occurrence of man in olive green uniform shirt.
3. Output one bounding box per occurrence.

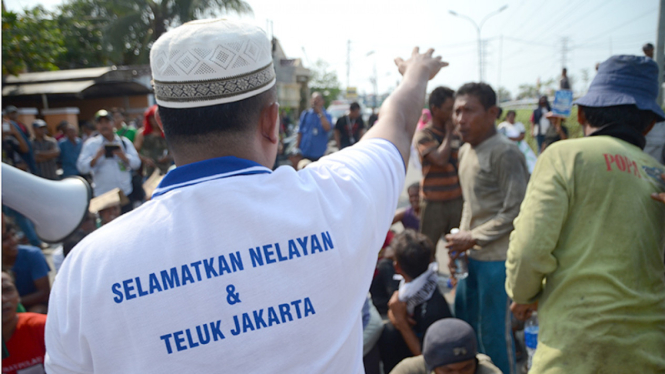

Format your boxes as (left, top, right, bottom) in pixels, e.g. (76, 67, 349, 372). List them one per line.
(506, 55, 665, 374)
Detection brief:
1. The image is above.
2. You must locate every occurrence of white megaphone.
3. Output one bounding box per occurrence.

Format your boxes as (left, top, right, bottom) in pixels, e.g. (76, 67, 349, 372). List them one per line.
(2, 163, 92, 243)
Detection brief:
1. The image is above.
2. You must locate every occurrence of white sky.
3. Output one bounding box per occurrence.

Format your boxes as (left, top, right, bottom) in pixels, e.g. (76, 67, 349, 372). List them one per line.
(5, 0, 660, 98)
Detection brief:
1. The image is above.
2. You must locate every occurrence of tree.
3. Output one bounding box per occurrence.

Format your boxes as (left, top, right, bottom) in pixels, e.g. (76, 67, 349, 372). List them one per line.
(2, 7, 66, 76)
(309, 59, 342, 107)
(70, 0, 253, 65)
(516, 84, 539, 100)
(53, 0, 111, 69)
(496, 87, 512, 103)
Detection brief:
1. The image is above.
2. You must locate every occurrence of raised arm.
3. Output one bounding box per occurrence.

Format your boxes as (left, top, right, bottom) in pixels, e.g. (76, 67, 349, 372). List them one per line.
(362, 48, 448, 164)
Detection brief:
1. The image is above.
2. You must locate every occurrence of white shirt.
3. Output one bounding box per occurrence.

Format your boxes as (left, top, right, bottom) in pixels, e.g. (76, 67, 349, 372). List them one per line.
(537, 107, 550, 135)
(76, 134, 141, 196)
(46, 138, 405, 374)
(497, 121, 525, 139)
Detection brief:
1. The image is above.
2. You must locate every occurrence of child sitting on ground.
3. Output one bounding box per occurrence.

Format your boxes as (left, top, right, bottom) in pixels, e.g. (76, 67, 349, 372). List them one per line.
(378, 230, 452, 373)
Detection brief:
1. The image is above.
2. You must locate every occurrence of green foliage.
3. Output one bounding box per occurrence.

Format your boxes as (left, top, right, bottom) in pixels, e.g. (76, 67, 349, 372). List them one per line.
(516, 84, 539, 100)
(496, 86, 512, 102)
(2, 0, 254, 74)
(81, 0, 253, 65)
(54, 0, 111, 69)
(2, 7, 67, 76)
(309, 59, 342, 107)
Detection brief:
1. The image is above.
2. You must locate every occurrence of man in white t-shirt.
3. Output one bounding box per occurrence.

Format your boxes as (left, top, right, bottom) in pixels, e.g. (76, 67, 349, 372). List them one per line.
(44, 19, 448, 374)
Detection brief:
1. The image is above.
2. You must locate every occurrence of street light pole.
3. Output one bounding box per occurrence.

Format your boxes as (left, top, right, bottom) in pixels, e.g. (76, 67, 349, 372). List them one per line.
(449, 5, 508, 82)
(366, 51, 378, 108)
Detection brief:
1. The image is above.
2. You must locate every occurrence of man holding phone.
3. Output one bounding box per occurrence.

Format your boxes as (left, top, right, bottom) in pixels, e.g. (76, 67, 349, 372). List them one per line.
(77, 110, 140, 212)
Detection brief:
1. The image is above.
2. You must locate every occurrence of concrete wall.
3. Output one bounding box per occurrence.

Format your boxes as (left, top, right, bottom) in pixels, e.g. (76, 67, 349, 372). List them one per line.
(42, 108, 80, 134)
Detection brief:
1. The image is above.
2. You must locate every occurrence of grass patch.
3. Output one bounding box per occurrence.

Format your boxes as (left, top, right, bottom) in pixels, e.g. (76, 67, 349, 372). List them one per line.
(512, 107, 583, 152)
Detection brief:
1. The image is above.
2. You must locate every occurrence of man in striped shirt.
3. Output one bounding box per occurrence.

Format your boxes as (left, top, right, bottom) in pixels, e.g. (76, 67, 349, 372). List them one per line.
(413, 86, 463, 246)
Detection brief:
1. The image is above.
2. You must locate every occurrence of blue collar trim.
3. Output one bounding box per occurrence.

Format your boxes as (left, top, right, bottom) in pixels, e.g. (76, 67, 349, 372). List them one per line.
(152, 156, 271, 198)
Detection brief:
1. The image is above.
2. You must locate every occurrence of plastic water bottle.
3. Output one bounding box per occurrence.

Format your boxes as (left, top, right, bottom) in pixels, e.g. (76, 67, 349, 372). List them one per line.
(449, 228, 468, 280)
(524, 312, 539, 370)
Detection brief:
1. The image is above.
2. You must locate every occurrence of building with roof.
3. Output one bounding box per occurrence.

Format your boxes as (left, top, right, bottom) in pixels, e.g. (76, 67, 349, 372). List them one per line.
(2, 65, 153, 133)
(271, 38, 311, 116)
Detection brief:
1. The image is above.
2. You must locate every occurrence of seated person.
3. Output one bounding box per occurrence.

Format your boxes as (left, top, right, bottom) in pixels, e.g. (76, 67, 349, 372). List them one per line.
(1, 222, 50, 314)
(393, 182, 421, 231)
(379, 230, 452, 373)
(2, 271, 48, 374)
(390, 318, 502, 374)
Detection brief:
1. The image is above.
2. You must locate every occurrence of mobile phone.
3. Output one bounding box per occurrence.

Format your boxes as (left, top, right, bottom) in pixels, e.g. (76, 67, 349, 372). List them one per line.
(105, 144, 121, 158)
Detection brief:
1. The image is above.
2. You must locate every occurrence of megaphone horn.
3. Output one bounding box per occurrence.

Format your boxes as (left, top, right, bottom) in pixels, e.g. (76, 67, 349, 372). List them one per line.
(2, 163, 92, 243)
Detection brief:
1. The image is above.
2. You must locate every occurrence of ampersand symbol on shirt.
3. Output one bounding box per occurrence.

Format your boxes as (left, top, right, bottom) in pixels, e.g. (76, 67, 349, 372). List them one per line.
(226, 284, 241, 305)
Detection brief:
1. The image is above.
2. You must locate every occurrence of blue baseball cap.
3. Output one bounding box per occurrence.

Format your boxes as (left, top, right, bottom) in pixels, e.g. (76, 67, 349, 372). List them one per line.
(574, 55, 665, 121)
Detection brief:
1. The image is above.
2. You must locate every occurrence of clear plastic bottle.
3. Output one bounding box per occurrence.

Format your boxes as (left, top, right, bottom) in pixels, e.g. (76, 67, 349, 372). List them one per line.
(524, 312, 539, 370)
(449, 228, 468, 280)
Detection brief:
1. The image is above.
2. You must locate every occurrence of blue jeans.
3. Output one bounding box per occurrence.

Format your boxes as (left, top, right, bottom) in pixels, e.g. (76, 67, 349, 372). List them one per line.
(536, 134, 545, 154)
(455, 258, 516, 374)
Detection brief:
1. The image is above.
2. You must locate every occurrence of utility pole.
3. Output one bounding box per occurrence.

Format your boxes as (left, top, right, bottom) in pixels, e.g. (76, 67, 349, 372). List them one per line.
(656, 0, 665, 104)
(498, 35, 503, 103)
(346, 40, 351, 90)
(477, 34, 483, 82)
(482, 39, 490, 84)
(561, 36, 570, 70)
(449, 5, 508, 82)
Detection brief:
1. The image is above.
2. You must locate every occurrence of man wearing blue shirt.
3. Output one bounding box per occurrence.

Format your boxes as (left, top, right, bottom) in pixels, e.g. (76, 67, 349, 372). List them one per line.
(297, 92, 332, 161)
(58, 124, 83, 178)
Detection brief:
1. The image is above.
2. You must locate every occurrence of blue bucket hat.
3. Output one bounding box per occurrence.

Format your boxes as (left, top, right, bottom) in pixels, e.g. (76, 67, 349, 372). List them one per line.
(574, 55, 665, 121)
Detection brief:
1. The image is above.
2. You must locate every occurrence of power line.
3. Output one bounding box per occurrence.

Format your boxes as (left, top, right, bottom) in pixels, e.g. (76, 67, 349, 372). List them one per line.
(561, 37, 571, 69)
(576, 7, 657, 44)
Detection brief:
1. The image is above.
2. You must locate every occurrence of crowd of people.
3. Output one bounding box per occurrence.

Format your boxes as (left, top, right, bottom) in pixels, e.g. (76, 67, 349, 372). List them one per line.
(2, 18, 665, 374)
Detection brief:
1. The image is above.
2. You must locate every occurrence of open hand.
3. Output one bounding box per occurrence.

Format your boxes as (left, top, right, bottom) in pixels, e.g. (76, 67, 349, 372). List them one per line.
(510, 301, 538, 321)
(394, 47, 448, 81)
(651, 173, 665, 204)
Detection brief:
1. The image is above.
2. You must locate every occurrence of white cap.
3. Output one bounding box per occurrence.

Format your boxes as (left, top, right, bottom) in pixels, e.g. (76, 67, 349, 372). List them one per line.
(150, 18, 276, 109)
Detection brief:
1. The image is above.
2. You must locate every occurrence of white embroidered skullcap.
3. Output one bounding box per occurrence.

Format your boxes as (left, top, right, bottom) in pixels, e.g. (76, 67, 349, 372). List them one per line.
(150, 18, 276, 108)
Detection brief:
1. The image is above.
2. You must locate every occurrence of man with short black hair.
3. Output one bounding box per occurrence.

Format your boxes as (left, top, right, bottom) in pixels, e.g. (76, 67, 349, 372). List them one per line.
(334, 102, 365, 150)
(507, 55, 665, 373)
(379, 230, 452, 373)
(58, 124, 83, 178)
(4, 105, 37, 174)
(643, 42, 654, 58)
(446, 82, 528, 374)
(414, 86, 463, 246)
(297, 92, 332, 160)
(46, 19, 448, 373)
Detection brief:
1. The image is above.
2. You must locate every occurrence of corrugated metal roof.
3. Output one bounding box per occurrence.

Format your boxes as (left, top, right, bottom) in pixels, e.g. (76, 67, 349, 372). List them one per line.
(3, 67, 113, 84)
(2, 80, 96, 96)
